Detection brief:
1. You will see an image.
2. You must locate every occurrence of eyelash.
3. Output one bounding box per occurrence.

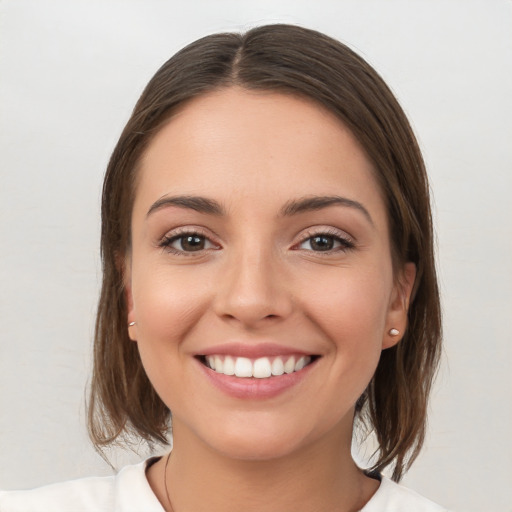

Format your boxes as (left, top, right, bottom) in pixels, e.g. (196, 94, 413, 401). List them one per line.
(159, 227, 355, 256)
(159, 228, 220, 255)
(294, 228, 355, 254)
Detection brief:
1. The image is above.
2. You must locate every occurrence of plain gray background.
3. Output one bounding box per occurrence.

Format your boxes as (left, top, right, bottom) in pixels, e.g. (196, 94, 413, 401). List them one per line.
(1, 1, 511, 511)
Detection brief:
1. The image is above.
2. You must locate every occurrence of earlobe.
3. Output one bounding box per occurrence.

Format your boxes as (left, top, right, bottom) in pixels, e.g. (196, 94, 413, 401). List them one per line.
(382, 262, 416, 349)
(121, 255, 137, 342)
(125, 282, 137, 341)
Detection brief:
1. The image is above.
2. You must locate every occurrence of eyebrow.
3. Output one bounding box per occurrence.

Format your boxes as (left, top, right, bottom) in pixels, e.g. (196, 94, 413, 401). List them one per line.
(147, 195, 224, 217)
(146, 194, 373, 225)
(280, 195, 374, 225)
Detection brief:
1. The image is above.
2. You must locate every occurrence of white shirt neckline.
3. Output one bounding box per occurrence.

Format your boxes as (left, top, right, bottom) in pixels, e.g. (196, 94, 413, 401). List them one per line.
(116, 458, 446, 512)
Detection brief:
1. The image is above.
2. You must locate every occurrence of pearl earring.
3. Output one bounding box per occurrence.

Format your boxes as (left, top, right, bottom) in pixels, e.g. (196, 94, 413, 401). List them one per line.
(128, 321, 136, 327)
(389, 328, 400, 336)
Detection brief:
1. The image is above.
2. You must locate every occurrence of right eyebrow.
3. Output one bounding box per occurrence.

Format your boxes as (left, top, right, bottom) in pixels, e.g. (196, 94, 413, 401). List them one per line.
(146, 195, 225, 218)
(280, 195, 374, 226)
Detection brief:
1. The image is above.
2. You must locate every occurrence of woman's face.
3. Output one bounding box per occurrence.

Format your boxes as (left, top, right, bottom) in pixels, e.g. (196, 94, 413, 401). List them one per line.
(126, 88, 413, 460)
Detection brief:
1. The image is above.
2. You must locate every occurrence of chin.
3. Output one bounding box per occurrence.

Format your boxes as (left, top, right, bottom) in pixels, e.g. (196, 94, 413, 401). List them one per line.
(214, 432, 304, 462)
(193, 412, 337, 463)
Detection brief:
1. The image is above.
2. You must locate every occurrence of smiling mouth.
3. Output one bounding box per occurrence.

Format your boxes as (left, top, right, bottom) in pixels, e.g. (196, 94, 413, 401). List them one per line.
(197, 354, 319, 379)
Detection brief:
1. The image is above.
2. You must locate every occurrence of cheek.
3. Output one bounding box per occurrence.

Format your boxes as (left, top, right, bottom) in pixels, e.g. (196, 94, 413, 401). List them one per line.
(303, 265, 391, 335)
(131, 265, 213, 360)
(129, 266, 213, 406)
(300, 266, 391, 380)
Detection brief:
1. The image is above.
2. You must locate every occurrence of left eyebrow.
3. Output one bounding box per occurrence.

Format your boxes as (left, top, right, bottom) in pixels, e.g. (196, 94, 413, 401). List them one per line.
(146, 195, 225, 217)
(280, 195, 374, 226)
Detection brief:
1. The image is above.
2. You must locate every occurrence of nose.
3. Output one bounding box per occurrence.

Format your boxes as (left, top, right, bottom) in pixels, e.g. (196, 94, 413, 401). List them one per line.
(212, 247, 293, 328)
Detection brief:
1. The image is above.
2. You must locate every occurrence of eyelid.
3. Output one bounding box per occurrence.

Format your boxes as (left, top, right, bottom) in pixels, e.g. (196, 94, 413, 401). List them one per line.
(158, 226, 221, 254)
(292, 226, 355, 251)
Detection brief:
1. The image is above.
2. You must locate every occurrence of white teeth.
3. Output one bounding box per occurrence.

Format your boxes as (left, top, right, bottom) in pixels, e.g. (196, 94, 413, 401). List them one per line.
(214, 356, 224, 374)
(223, 355, 235, 375)
(295, 356, 309, 371)
(205, 354, 313, 378)
(284, 356, 296, 374)
(271, 357, 285, 376)
(234, 357, 253, 377)
(253, 358, 272, 379)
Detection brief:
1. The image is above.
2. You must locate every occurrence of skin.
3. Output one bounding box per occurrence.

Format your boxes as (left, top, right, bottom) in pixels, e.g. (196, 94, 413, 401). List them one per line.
(125, 88, 415, 512)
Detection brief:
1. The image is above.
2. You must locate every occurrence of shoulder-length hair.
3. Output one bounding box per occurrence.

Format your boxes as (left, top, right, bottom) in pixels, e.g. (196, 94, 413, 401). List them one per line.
(88, 24, 441, 482)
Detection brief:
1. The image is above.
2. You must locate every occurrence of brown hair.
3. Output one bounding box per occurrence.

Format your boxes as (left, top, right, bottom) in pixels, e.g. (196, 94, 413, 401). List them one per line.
(88, 24, 441, 481)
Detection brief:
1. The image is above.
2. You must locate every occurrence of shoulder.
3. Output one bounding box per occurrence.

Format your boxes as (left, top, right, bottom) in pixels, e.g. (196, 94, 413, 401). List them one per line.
(0, 459, 164, 512)
(0, 474, 115, 512)
(362, 476, 450, 512)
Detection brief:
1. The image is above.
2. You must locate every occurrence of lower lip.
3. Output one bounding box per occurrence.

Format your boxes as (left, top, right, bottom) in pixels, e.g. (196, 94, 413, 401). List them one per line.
(196, 359, 317, 400)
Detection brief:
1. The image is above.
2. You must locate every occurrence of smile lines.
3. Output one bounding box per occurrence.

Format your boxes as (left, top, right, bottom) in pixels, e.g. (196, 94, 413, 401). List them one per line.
(202, 355, 314, 379)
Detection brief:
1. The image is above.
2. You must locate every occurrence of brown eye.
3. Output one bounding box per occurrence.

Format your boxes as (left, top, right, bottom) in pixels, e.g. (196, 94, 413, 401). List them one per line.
(161, 232, 218, 254)
(179, 235, 206, 251)
(297, 232, 354, 253)
(309, 236, 335, 251)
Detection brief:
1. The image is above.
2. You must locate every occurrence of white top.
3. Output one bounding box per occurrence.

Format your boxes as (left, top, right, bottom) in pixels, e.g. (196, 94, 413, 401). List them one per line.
(0, 459, 449, 512)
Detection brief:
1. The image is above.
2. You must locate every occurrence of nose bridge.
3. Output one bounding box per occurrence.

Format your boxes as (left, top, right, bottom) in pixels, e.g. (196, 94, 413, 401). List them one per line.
(214, 240, 292, 325)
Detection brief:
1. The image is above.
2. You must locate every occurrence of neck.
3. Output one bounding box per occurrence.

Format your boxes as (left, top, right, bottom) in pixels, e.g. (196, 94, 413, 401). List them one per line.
(147, 422, 378, 512)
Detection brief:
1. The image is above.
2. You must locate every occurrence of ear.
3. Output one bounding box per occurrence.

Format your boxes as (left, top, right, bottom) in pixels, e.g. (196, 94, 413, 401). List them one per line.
(382, 262, 416, 349)
(119, 253, 137, 342)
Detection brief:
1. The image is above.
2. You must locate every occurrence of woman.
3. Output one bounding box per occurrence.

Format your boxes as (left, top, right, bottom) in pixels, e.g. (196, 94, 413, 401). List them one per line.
(0, 24, 447, 511)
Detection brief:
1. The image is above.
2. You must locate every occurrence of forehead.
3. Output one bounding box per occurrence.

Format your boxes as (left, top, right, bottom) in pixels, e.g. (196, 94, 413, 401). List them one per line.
(134, 87, 386, 221)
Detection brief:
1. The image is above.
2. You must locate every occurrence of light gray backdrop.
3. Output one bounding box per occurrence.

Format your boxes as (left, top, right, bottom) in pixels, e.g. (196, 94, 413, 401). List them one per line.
(1, 1, 511, 511)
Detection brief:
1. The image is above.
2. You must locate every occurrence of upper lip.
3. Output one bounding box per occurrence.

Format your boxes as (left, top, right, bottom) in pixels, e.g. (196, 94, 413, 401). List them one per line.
(197, 342, 318, 359)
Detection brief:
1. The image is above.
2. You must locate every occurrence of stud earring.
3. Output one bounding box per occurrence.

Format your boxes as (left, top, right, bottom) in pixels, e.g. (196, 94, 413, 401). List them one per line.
(389, 328, 400, 336)
(128, 321, 136, 327)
